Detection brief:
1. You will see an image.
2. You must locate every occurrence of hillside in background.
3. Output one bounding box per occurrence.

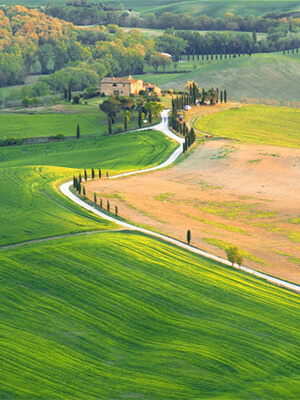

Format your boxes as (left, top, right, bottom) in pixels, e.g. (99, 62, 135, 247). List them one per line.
(107, 0, 300, 17)
(137, 52, 300, 103)
(1, 0, 300, 17)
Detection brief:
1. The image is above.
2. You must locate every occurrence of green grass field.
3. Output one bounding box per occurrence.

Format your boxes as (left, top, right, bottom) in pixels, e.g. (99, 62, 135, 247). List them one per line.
(0, 102, 147, 140)
(2, 0, 300, 17)
(0, 130, 177, 246)
(194, 105, 300, 148)
(136, 52, 300, 103)
(1, 231, 300, 399)
(105, 0, 300, 17)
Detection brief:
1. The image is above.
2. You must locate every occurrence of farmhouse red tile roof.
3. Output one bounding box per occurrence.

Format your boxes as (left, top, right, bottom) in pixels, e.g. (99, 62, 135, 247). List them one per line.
(100, 77, 139, 84)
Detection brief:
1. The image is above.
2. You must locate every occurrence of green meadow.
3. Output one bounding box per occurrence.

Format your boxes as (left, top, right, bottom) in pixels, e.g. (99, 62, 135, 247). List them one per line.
(1, 231, 300, 399)
(194, 105, 300, 148)
(135, 52, 300, 103)
(0, 130, 177, 246)
(106, 0, 300, 17)
(0, 102, 147, 140)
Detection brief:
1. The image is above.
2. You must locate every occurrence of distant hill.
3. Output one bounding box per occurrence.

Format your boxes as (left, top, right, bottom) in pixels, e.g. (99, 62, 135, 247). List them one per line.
(2, 0, 300, 17)
(136, 52, 300, 104)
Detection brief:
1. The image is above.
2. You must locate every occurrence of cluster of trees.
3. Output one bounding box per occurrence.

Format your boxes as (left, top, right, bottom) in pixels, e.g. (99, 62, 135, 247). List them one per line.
(99, 94, 163, 134)
(0, 6, 155, 89)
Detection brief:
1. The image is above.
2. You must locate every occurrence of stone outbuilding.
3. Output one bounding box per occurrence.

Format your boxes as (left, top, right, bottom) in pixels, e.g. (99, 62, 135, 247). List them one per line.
(100, 76, 161, 96)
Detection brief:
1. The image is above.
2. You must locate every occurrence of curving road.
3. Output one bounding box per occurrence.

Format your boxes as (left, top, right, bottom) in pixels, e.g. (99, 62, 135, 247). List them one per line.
(60, 110, 300, 294)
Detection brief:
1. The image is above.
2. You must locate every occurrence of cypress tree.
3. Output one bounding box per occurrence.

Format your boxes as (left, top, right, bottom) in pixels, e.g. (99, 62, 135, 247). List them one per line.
(224, 90, 227, 103)
(187, 230, 191, 245)
(91, 168, 95, 179)
(76, 124, 80, 139)
(108, 117, 112, 135)
(64, 88, 68, 101)
(78, 182, 81, 195)
(73, 176, 76, 188)
(107, 200, 110, 212)
(94, 192, 97, 203)
(74, 177, 78, 190)
(98, 169, 101, 179)
(106, 171, 109, 179)
(68, 85, 71, 102)
(220, 90, 223, 103)
(138, 108, 142, 128)
(148, 108, 152, 124)
(84, 169, 87, 181)
(83, 186, 86, 196)
(100, 199, 102, 208)
(179, 123, 183, 135)
(79, 173, 82, 183)
(115, 206, 118, 216)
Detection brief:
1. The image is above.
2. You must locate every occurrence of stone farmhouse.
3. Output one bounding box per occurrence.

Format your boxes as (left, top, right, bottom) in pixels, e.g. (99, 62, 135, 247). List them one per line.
(100, 76, 161, 97)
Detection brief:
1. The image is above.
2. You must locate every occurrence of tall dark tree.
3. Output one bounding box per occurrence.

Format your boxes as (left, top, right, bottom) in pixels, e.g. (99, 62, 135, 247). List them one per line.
(220, 90, 223, 103)
(108, 117, 112, 135)
(148, 108, 152, 124)
(106, 171, 109, 179)
(187, 229, 191, 245)
(224, 90, 227, 103)
(98, 169, 101, 179)
(84, 169, 87, 181)
(79, 173, 82, 183)
(107, 200, 110, 212)
(91, 168, 95, 179)
(100, 199, 102, 208)
(115, 206, 118, 216)
(64, 88, 68, 101)
(94, 192, 97, 203)
(138, 108, 143, 128)
(73, 176, 76, 188)
(76, 124, 80, 139)
(68, 85, 72, 102)
(83, 186, 86, 196)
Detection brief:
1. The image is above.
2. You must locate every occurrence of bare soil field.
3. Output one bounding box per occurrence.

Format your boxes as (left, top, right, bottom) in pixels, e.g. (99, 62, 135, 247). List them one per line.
(86, 139, 300, 284)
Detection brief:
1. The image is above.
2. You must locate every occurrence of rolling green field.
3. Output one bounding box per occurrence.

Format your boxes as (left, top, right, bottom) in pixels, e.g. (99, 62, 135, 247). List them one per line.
(121, 27, 267, 40)
(0, 102, 146, 140)
(1, 78, 300, 399)
(105, 0, 300, 17)
(194, 105, 300, 148)
(0, 130, 177, 246)
(136, 52, 300, 103)
(2, 0, 300, 17)
(1, 231, 300, 399)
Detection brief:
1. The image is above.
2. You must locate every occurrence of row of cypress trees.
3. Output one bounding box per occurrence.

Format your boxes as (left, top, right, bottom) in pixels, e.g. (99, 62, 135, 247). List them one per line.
(73, 175, 118, 216)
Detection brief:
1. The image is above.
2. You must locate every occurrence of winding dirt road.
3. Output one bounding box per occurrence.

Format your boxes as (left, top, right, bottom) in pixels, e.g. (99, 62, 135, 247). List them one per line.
(60, 110, 300, 294)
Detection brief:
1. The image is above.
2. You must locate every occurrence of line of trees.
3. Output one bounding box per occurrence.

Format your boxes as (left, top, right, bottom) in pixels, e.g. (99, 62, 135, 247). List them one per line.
(43, 2, 300, 34)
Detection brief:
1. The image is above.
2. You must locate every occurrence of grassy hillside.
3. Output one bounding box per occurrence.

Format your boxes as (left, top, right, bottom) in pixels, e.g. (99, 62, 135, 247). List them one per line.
(1, 231, 300, 399)
(0, 102, 147, 140)
(107, 0, 300, 17)
(1, 0, 300, 16)
(136, 52, 300, 103)
(0, 130, 177, 245)
(194, 105, 300, 147)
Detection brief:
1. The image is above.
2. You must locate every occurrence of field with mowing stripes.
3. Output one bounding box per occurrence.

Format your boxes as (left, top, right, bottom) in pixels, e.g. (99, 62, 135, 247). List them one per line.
(0, 130, 177, 245)
(1, 232, 300, 399)
(194, 105, 300, 148)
